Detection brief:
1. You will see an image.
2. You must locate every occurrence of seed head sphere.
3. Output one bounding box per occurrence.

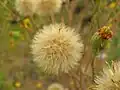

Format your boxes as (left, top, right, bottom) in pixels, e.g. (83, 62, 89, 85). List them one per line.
(31, 24, 84, 75)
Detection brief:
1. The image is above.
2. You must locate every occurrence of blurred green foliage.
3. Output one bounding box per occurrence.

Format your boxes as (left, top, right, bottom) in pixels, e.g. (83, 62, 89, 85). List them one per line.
(0, 72, 5, 89)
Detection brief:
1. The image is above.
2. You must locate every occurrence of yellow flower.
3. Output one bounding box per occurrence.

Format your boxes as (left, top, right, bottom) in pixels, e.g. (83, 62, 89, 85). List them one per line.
(36, 82, 43, 88)
(109, 2, 117, 8)
(22, 17, 32, 29)
(14, 81, 21, 88)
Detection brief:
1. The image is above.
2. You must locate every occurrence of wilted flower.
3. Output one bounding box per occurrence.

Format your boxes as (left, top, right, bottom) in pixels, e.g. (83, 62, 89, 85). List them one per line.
(31, 23, 84, 75)
(92, 25, 113, 41)
(97, 26, 113, 40)
(94, 61, 120, 90)
(47, 83, 64, 90)
(91, 25, 113, 53)
(35, 0, 62, 15)
(15, 0, 36, 16)
(20, 17, 32, 31)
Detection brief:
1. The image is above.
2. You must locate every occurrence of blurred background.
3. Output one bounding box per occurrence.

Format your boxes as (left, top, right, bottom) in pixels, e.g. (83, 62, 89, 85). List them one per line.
(0, 0, 120, 90)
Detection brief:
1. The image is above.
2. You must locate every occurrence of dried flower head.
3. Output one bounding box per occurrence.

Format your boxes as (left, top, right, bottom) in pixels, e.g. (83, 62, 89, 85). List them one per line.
(97, 25, 113, 40)
(15, 0, 36, 16)
(91, 25, 113, 53)
(47, 83, 64, 90)
(94, 61, 120, 90)
(31, 23, 84, 75)
(35, 0, 62, 15)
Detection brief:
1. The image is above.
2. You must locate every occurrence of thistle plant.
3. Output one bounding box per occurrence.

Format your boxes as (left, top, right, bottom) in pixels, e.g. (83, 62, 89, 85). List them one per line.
(1, 0, 120, 90)
(91, 25, 113, 55)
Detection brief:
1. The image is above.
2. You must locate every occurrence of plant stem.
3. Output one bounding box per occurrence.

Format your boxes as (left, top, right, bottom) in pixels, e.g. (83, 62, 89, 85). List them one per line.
(84, 59, 92, 73)
(30, 16, 39, 31)
(50, 13, 55, 24)
(91, 57, 95, 83)
(68, 73, 80, 90)
(65, 0, 77, 26)
(0, 0, 13, 13)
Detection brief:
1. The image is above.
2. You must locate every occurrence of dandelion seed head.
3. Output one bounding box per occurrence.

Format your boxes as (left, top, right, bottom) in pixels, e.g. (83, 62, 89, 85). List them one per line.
(47, 83, 64, 90)
(35, 0, 62, 15)
(95, 61, 120, 90)
(15, 0, 36, 16)
(31, 23, 84, 75)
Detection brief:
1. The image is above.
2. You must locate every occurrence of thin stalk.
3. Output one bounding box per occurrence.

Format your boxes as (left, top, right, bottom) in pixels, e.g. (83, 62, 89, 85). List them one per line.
(24, 29, 31, 44)
(30, 16, 39, 31)
(68, 73, 80, 90)
(91, 56, 95, 83)
(64, 0, 70, 25)
(69, 71, 80, 82)
(60, 5, 65, 24)
(0, 0, 13, 13)
(61, 16, 65, 24)
(69, 0, 77, 26)
(68, 10, 72, 26)
(65, 0, 76, 26)
(50, 13, 55, 24)
(84, 59, 92, 73)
